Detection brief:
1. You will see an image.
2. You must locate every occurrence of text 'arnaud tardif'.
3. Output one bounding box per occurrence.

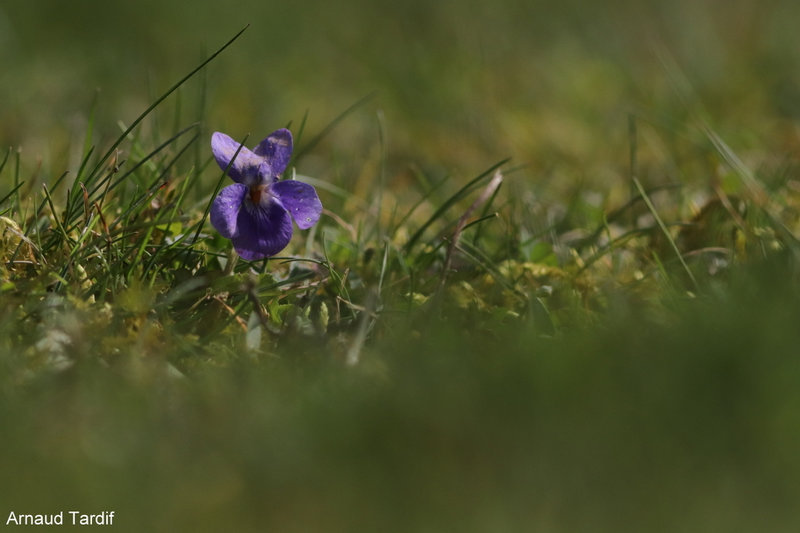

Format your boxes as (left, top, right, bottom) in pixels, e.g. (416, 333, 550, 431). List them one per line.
(6, 511, 115, 526)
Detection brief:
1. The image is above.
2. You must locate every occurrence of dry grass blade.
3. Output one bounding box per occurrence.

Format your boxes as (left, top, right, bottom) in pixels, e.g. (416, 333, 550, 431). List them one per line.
(440, 169, 504, 288)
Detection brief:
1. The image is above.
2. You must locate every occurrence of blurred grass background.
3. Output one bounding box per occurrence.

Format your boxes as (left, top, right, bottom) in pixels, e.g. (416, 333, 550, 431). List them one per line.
(5, 0, 800, 186)
(3, 0, 800, 531)
(3, 261, 800, 532)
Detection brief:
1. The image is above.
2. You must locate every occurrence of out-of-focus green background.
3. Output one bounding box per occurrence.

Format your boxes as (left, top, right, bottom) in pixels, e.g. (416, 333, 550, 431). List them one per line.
(3, 265, 800, 533)
(4, 0, 800, 191)
(4, 1, 800, 532)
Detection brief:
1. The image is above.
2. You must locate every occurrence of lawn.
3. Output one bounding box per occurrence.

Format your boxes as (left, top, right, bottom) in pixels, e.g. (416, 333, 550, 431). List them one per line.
(2, 1, 800, 531)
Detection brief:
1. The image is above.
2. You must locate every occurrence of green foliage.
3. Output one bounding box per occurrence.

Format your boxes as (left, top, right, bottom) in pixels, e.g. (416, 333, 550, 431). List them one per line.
(3, 1, 800, 530)
(3, 261, 800, 532)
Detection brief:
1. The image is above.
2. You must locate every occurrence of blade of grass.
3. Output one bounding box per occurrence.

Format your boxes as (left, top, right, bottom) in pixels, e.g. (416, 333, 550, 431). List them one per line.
(319, 232, 352, 311)
(0, 182, 24, 209)
(42, 183, 75, 260)
(440, 169, 503, 288)
(60, 213, 102, 272)
(404, 158, 509, 254)
(572, 182, 682, 252)
(127, 224, 156, 281)
(454, 239, 521, 296)
(294, 109, 310, 150)
(8, 170, 69, 261)
(463, 212, 499, 233)
(703, 126, 768, 206)
(291, 92, 376, 163)
(576, 222, 686, 275)
(346, 289, 378, 366)
(391, 175, 448, 239)
(632, 177, 697, 289)
(172, 88, 183, 138)
(0, 146, 11, 177)
(13, 149, 21, 217)
(88, 123, 198, 208)
(141, 168, 198, 280)
(471, 180, 503, 247)
(377, 239, 390, 297)
(76, 25, 249, 199)
(108, 130, 200, 233)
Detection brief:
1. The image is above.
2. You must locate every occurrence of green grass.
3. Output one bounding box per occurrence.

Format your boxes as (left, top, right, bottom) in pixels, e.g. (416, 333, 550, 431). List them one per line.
(3, 263, 800, 532)
(3, 1, 800, 530)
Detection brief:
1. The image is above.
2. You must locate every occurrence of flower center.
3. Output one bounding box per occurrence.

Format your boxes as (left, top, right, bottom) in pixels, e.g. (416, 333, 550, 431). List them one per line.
(249, 185, 268, 206)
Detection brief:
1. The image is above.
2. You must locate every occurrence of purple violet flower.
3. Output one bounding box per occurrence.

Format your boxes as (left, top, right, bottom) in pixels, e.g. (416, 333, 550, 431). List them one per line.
(209, 128, 322, 261)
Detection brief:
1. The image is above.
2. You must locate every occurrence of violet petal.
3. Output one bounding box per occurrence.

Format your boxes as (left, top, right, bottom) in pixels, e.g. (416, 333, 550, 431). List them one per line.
(253, 128, 293, 177)
(231, 200, 293, 260)
(211, 132, 263, 186)
(270, 179, 323, 230)
(210, 183, 247, 239)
